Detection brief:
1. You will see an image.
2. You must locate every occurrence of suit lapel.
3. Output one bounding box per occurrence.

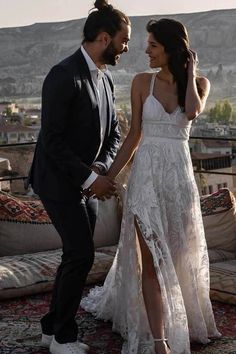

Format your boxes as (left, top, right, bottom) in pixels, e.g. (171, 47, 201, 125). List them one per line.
(74, 49, 103, 160)
(102, 75, 113, 136)
(81, 78, 98, 109)
(74, 49, 99, 110)
(74, 50, 115, 155)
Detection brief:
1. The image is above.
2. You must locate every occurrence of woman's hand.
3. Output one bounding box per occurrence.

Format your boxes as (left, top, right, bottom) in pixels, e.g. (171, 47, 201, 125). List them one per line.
(187, 49, 199, 77)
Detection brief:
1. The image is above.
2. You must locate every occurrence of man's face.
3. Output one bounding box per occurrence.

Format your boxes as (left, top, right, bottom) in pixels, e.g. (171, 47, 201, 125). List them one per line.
(103, 23, 131, 66)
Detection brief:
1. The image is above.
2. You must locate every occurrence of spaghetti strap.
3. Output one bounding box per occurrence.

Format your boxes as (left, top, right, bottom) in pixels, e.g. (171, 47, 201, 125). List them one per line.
(149, 72, 157, 95)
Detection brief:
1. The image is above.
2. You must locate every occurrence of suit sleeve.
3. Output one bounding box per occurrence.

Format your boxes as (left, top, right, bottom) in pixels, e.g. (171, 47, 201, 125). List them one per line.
(40, 65, 92, 188)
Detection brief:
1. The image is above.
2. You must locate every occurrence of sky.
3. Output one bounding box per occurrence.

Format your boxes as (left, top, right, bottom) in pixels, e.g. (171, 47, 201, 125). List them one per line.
(1, 0, 236, 28)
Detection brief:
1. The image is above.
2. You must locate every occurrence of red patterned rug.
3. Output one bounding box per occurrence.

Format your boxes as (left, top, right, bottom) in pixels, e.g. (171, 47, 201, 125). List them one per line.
(0, 289, 235, 353)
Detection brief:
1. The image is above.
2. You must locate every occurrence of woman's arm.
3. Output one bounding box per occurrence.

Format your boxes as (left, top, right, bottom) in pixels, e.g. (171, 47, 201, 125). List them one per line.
(185, 50, 210, 120)
(107, 74, 144, 179)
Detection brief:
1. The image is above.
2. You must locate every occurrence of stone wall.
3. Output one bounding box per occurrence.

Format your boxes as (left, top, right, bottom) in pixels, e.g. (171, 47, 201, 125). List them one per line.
(0, 145, 34, 194)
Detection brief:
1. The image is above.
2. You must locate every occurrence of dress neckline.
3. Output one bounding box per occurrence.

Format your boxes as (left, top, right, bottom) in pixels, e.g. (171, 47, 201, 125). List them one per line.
(149, 73, 180, 115)
(150, 94, 180, 116)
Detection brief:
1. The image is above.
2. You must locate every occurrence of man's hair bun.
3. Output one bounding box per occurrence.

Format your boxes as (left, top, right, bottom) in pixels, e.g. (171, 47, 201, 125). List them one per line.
(94, 0, 113, 11)
(83, 0, 130, 43)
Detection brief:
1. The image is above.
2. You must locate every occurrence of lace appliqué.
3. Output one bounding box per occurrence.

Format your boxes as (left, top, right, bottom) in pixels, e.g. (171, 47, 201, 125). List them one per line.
(81, 74, 221, 353)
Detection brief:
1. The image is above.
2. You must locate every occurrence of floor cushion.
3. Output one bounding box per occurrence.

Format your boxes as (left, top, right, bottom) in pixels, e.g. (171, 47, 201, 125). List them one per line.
(0, 247, 115, 300)
(210, 260, 236, 305)
(208, 249, 236, 263)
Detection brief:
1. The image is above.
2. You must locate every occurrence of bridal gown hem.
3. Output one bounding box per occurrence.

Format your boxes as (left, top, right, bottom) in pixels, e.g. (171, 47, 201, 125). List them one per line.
(81, 73, 221, 354)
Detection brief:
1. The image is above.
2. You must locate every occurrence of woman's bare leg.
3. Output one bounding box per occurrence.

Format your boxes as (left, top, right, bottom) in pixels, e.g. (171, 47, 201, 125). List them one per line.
(135, 219, 171, 354)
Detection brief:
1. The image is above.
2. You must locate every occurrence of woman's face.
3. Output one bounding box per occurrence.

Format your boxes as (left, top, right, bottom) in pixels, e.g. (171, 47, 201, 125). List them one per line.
(145, 33, 168, 69)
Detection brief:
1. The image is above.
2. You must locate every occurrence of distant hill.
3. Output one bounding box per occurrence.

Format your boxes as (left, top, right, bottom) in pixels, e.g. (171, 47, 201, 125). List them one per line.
(0, 9, 236, 98)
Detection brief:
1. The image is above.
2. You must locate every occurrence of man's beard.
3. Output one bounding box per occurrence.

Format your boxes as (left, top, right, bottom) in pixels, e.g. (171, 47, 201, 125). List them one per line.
(102, 41, 120, 66)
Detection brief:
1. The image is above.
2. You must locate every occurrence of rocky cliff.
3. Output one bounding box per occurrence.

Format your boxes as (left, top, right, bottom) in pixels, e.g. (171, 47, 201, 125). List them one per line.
(0, 9, 235, 98)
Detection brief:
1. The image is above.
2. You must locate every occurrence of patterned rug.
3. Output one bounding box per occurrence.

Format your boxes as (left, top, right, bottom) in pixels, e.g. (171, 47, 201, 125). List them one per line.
(0, 289, 235, 354)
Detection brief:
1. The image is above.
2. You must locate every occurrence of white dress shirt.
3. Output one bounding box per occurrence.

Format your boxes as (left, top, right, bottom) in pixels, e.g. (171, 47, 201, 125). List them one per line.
(80, 46, 109, 190)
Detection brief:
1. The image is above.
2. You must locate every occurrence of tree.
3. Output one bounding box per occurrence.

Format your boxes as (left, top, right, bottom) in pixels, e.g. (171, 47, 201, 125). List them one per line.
(208, 100, 233, 124)
(221, 100, 233, 122)
(208, 101, 221, 122)
(231, 110, 236, 124)
(23, 116, 32, 126)
(3, 106, 12, 117)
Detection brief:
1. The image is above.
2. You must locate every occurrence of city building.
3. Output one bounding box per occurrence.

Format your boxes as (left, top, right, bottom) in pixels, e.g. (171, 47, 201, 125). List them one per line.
(191, 152, 234, 195)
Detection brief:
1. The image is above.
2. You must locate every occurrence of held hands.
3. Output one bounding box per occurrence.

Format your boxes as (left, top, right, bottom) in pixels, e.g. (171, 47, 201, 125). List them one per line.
(83, 164, 117, 200)
(89, 175, 117, 201)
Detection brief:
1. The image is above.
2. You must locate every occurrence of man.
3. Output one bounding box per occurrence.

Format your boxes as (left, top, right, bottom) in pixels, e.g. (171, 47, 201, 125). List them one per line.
(27, 1, 131, 353)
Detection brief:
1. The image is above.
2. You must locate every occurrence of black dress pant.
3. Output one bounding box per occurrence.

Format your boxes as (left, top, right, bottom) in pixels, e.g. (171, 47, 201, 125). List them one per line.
(39, 194, 98, 343)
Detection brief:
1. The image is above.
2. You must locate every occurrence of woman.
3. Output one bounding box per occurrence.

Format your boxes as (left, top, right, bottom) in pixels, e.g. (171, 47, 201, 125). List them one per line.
(81, 18, 221, 354)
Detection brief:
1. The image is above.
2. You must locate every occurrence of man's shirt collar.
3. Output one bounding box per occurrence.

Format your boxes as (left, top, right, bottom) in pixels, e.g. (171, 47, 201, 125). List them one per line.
(81, 45, 107, 83)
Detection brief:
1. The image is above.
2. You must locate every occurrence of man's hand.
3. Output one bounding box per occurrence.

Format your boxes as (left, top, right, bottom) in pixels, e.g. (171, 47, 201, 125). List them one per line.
(89, 175, 117, 200)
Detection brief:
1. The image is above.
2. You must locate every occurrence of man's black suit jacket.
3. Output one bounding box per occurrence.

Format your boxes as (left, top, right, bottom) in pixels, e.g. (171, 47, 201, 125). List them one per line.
(28, 48, 121, 201)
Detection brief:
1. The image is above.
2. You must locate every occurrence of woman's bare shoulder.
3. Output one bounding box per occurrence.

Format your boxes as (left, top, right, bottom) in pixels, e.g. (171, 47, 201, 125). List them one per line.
(132, 72, 153, 92)
(196, 76, 210, 91)
(133, 72, 153, 83)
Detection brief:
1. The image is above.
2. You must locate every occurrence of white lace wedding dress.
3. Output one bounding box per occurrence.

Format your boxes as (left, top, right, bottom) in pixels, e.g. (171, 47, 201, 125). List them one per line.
(81, 73, 221, 354)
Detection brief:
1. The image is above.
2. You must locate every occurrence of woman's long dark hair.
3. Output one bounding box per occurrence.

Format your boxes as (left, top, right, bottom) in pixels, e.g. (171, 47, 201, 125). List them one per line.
(146, 18, 202, 110)
(83, 0, 130, 42)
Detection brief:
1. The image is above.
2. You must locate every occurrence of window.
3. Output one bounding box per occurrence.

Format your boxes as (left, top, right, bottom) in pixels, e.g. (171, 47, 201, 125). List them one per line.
(202, 187, 207, 195)
(208, 185, 213, 194)
(223, 182, 228, 188)
(217, 183, 222, 190)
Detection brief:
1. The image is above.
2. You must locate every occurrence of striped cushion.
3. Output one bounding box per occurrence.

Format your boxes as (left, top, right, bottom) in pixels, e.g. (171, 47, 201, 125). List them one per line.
(210, 260, 236, 305)
(0, 248, 115, 300)
(208, 249, 236, 263)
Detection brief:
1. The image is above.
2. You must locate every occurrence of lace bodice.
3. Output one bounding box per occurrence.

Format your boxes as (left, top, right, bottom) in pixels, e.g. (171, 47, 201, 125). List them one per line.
(141, 73, 192, 141)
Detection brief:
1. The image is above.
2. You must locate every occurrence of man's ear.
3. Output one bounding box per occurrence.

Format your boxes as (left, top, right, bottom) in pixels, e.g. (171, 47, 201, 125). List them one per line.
(97, 31, 112, 48)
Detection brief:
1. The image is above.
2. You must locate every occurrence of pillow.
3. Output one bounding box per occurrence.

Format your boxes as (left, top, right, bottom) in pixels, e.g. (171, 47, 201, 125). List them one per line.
(0, 192, 121, 256)
(208, 249, 236, 263)
(96, 245, 117, 257)
(200, 188, 235, 217)
(93, 196, 122, 248)
(0, 192, 61, 256)
(210, 260, 236, 305)
(0, 247, 115, 300)
(200, 188, 236, 252)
